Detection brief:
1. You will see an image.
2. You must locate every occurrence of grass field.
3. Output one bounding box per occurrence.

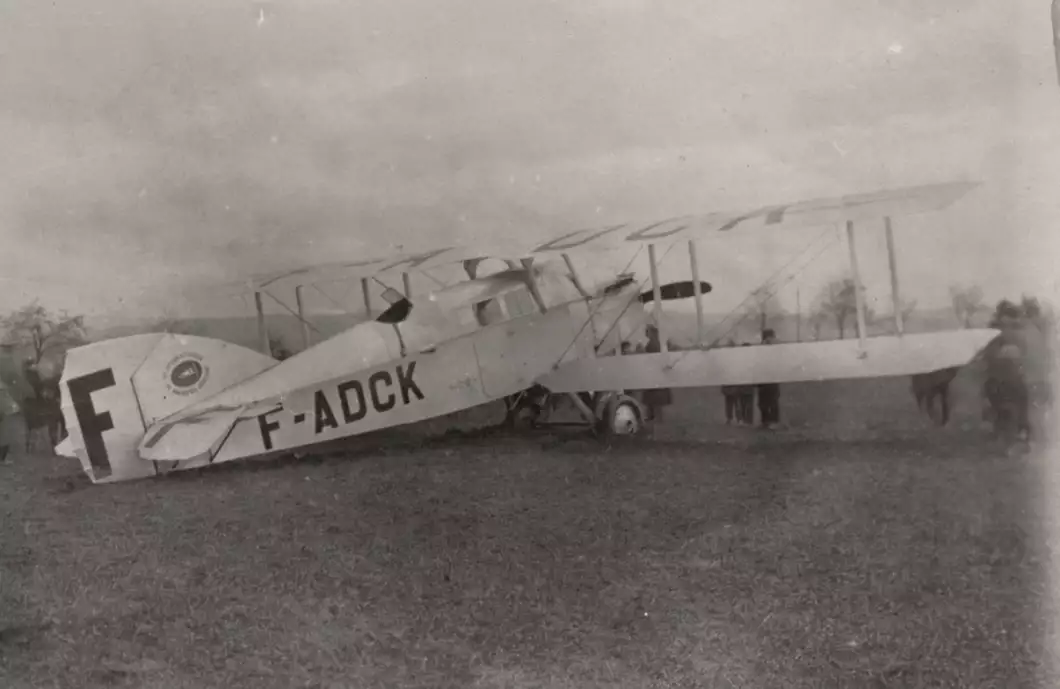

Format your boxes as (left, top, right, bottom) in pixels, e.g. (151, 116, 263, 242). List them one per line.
(1, 370, 1056, 688)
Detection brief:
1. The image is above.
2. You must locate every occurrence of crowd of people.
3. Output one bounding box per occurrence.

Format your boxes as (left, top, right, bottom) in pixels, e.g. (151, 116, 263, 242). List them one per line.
(0, 340, 64, 463)
(617, 301, 1055, 442)
(613, 325, 785, 430)
(720, 329, 782, 430)
(0, 341, 33, 462)
(1, 297, 1053, 461)
(979, 297, 1054, 442)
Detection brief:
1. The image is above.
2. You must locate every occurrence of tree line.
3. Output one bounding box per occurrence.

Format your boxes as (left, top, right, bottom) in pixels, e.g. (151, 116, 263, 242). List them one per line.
(0, 302, 88, 380)
(750, 279, 1049, 342)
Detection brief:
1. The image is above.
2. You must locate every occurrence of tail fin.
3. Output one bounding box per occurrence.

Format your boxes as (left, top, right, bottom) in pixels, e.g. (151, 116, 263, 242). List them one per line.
(58, 333, 277, 483)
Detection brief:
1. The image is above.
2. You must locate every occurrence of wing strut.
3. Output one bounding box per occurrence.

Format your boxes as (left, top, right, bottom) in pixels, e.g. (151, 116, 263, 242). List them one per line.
(884, 217, 904, 336)
(360, 278, 373, 317)
(254, 291, 269, 355)
(688, 240, 704, 345)
(562, 253, 592, 300)
(844, 221, 868, 355)
(294, 285, 311, 350)
(519, 258, 549, 313)
(647, 244, 668, 352)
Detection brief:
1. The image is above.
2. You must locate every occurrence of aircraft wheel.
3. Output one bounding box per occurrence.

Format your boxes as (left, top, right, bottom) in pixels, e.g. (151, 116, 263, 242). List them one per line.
(596, 395, 643, 437)
(507, 403, 541, 431)
(504, 392, 543, 431)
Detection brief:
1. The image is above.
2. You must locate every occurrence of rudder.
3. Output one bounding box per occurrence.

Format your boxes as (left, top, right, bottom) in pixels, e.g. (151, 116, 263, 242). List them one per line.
(59, 333, 277, 483)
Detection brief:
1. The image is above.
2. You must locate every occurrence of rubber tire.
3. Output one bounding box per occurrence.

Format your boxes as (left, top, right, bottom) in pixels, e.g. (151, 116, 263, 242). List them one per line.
(505, 395, 543, 431)
(596, 395, 643, 438)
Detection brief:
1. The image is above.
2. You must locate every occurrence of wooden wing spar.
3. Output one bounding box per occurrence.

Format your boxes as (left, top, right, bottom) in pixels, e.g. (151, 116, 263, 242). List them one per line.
(201, 180, 978, 297)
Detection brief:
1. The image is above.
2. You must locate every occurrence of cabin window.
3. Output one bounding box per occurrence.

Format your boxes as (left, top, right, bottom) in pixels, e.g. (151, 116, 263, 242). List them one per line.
(478, 298, 506, 324)
(503, 287, 537, 318)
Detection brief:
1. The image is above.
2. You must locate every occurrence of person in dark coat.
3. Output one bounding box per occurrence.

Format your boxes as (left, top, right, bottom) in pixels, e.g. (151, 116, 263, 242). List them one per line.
(720, 339, 739, 423)
(0, 342, 32, 462)
(737, 343, 756, 425)
(642, 324, 673, 423)
(982, 303, 1032, 440)
(756, 329, 781, 429)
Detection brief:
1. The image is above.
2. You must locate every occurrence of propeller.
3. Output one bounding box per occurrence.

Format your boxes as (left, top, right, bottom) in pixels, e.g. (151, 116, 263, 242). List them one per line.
(638, 280, 713, 303)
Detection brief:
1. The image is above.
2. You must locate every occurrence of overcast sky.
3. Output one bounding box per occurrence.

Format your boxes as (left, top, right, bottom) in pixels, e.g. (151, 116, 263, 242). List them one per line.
(1, 0, 1058, 326)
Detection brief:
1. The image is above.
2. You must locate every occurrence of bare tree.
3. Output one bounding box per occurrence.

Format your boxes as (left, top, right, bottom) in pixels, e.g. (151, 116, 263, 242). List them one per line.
(151, 318, 208, 336)
(815, 278, 870, 340)
(2, 301, 87, 366)
(880, 297, 917, 330)
(949, 284, 985, 328)
(809, 311, 827, 340)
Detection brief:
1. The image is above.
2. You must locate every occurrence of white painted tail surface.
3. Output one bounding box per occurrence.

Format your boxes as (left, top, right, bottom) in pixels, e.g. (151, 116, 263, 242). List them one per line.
(139, 404, 249, 465)
(58, 333, 277, 483)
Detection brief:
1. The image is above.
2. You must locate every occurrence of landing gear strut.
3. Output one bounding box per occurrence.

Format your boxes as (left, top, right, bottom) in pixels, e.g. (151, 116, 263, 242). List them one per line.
(502, 387, 646, 438)
(502, 385, 550, 431)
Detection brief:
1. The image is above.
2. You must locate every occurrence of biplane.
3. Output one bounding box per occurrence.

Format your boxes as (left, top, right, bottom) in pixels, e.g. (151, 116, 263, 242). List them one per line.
(55, 180, 1000, 484)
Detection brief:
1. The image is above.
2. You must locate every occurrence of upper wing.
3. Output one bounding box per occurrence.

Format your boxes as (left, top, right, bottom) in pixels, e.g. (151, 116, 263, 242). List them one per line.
(219, 180, 980, 295)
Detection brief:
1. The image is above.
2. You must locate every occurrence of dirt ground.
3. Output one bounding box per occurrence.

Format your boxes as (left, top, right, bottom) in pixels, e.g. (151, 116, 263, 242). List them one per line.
(1, 371, 1056, 688)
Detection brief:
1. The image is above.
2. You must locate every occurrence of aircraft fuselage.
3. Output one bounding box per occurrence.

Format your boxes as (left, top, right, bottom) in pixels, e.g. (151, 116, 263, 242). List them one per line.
(152, 284, 646, 475)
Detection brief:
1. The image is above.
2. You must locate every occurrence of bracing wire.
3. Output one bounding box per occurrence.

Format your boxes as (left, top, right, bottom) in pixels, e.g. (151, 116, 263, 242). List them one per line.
(699, 226, 836, 347)
(717, 232, 836, 343)
(258, 289, 325, 335)
(667, 227, 839, 370)
(592, 245, 680, 344)
(547, 244, 646, 368)
(550, 239, 686, 369)
(420, 268, 449, 289)
(312, 283, 359, 318)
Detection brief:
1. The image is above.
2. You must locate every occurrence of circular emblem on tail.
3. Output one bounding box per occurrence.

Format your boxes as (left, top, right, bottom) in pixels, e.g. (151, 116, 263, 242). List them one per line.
(164, 353, 209, 395)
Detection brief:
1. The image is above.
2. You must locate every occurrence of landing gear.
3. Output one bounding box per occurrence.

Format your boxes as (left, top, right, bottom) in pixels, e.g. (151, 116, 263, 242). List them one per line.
(502, 385, 550, 431)
(593, 394, 644, 438)
(503, 387, 646, 438)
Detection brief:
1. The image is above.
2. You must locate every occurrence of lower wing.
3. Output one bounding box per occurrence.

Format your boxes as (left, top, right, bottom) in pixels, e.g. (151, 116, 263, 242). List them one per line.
(534, 330, 999, 392)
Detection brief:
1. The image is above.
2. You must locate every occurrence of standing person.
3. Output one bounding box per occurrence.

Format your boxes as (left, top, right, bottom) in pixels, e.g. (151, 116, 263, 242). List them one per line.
(722, 386, 738, 424)
(756, 329, 781, 429)
(982, 303, 1031, 441)
(737, 343, 756, 425)
(641, 324, 674, 427)
(0, 341, 32, 462)
(720, 339, 739, 424)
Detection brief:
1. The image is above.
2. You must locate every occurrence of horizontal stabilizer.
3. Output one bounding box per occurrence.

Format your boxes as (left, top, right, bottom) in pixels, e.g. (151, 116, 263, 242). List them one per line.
(138, 405, 247, 464)
(535, 329, 999, 392)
